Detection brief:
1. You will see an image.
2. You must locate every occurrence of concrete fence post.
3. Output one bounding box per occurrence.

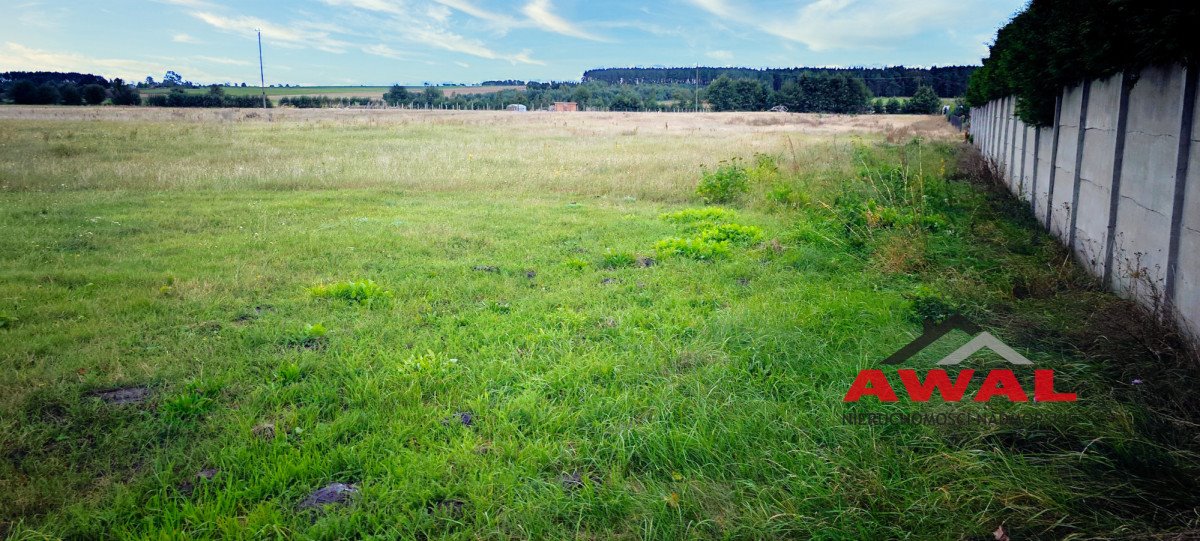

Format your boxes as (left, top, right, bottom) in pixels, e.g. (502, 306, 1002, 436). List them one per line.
(1167, 63, 1199, 306)
(1102, 71, 1134, 286)
(1045, 93, 1063, 229)
(1019, 124, 1030, 198)
(1031, 127, 1041, 214)
(1009, 101, 1020, 187)
(1068, 80, 1093, 252)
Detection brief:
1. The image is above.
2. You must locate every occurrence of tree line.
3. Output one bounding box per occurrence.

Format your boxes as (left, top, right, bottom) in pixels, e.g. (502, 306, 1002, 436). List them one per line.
(966, 0, 1199, 126)
(1, 72, 140, 106)
(583, 66, 976, 98)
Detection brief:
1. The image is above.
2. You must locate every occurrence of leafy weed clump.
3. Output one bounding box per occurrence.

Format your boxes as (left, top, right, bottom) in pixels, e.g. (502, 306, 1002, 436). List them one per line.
(160, 380, 222, 428)
(656, 206, 763, 260)
(308, 279, 393, 307)
(600, 250, 637, 269)
(284, 323, 328, 350)
(697, 159, 749, 204)
(654, 237, 732, 260)
(698, 223, 763, 246)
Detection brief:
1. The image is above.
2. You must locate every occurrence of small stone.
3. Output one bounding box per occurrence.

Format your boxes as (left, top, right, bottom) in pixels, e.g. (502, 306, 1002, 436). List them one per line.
(472, 265, 499, 273)
(298, 482, 358, 510)
(89, 386, 150, 405)
(525, 269, 537, 279)
(560, 471, 584, 490)
(600, 277, 617, 285)
(443, 411, 474, 427)
(252, 422, 276, 440)
(429, 498, 466, 517)
(636, 256, 655, 268)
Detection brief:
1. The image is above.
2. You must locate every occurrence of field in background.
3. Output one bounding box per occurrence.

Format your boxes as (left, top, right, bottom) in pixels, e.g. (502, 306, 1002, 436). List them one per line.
(139, 85, 526, 103)
(1, 108, 1198, 539)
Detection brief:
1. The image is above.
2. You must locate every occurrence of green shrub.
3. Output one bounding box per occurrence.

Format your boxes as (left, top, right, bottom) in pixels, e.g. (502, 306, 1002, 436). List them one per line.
(600, 250, 637, 269)
(661, 207, 738, 228)
(563, 257, 589, 271)
(697, 160, 749, 204)
(277, 362, 302, 384)
(308, 280, 393, 307)
(698, 223, 763, 246)
(284, 323, 328, 349)
(654, 237, 731, 260)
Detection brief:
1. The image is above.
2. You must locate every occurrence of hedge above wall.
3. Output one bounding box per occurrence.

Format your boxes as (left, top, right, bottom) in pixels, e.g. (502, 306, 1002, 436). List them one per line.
(966, 0, 1200, 126)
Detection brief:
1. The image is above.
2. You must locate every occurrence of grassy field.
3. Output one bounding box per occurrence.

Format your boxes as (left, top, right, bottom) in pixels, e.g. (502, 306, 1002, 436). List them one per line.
(1, 108, 1198, 539)
(139, 85, 525, 103)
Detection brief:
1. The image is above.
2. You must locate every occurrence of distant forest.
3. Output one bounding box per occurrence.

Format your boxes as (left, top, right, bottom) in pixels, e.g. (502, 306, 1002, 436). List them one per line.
(583, 66, 977, 98)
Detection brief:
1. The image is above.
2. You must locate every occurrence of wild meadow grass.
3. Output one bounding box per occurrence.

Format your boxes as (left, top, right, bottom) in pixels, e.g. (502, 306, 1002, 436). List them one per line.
(1, 110, 1198, 538)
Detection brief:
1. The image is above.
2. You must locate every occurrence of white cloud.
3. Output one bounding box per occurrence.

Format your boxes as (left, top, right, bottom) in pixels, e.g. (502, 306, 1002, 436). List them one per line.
(706, 50, 733, 61)
(317, 0, 544, 64)
(362, 44, 414, 60)
(189, 11, 350, 53)
(688, 0, 975, 51)
(172, 33, 200, 43)
(521, 0, 606, 41)
(0, 42, 161, 80)
(193, 55, 251, 66)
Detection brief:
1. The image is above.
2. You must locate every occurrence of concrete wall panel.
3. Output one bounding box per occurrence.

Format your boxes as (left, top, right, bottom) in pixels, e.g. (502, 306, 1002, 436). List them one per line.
(1113, 65, 1186, 301)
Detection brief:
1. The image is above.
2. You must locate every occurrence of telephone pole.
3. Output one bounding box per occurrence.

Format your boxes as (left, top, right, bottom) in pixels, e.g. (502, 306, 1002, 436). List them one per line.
(257, 29, 267, 108)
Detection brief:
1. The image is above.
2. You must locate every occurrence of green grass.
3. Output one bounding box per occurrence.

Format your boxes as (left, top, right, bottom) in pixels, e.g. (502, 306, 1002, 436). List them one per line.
(1, 113, 1198, 539)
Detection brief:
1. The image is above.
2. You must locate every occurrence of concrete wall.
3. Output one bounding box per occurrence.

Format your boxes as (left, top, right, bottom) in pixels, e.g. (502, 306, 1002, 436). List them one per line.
(970, 63, 1200, 341)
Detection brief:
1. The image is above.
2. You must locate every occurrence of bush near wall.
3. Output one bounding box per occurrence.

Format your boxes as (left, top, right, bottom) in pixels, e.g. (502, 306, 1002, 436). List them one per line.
(967, 0, 1200, 126)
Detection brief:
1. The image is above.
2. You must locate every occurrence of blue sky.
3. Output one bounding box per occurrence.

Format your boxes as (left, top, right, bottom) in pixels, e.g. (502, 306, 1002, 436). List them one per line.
(1, 0, 1026, 85)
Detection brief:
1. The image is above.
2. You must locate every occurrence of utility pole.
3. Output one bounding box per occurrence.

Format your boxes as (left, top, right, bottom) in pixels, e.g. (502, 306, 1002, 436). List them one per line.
(257, 29, 267, 108)
(695, 65, 699, 112)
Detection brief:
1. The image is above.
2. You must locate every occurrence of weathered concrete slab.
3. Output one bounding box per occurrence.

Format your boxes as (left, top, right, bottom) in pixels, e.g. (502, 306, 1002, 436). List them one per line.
(1113, 65, 1186, 302)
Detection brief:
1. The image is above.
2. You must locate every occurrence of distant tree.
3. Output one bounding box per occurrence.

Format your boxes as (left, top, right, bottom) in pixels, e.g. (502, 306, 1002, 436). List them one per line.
(110, 78, 140, 106)
(145, 76, 156, 87)
(421, 86, 442, 106)
(872, 99, 885, 114)
(885, 98, 903, 114)
(905, 85, 941, 114)
(59, 83, 83, 105)
(82, 84, 107, 105)
(208, 84, 225, 97)
(383, 84, 412, 106)
(163, 71, 183, 87)
(10, 80, 37, 104)
(705, 75, 737, 111)
(240, 82, 247, 87)
(570, 85, 593, 106)
(31, 83, 60, 105)
(609, 90, 642, 111)
(773, 80, 803, 111)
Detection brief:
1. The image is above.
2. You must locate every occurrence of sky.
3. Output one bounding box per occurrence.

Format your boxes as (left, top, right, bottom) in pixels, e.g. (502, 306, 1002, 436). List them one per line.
(0, 0, 1027, 86)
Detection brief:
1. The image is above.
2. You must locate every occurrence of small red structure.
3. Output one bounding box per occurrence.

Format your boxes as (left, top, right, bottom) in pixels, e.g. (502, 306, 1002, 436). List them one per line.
(552, 101, 578, 112)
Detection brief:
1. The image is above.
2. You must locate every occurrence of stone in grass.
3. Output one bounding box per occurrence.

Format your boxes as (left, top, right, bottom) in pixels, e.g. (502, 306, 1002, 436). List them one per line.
(89, 386, 150, 405)
(179, 468, 219, 495)
(298, 483, 358, 511)
(443, 411, 475, 427)
(600, 277, 618, 285)
(636, 256, 656, 268)
(559, 471, 600, 491)
(252, 422, 276, 440)
(428, 498, 466, 518)
(524, 269, 538, 279)
(472, 265, 499, 273)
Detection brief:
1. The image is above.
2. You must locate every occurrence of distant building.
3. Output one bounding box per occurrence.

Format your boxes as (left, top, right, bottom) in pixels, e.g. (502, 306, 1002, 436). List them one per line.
(506, 104, 528, 112)
(552, 101, 578, 112)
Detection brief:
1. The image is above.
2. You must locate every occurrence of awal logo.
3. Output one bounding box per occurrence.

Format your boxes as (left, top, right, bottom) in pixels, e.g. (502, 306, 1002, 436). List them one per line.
(844, 315, 1077, 403)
